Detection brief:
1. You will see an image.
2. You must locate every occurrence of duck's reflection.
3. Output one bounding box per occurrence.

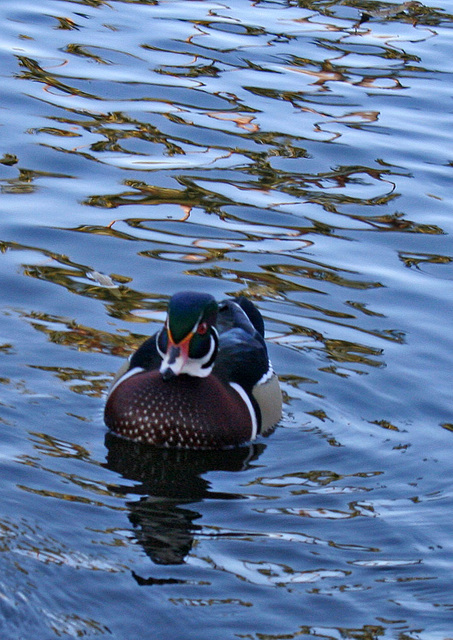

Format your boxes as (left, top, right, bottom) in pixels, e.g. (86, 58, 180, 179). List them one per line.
(104, 432, 265, 566)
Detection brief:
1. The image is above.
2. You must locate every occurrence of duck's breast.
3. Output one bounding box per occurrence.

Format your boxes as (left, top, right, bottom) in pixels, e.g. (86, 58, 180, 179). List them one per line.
(104, 370, 255, 449)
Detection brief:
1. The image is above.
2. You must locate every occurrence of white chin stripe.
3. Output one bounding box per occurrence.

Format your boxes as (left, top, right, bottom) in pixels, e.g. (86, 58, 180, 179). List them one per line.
(182, 358, 213, 377)
(160, 356, 213, 378)
(108, 366, 145, 397)
(229, 382, 258, 441)
(160, 334, 217, 378)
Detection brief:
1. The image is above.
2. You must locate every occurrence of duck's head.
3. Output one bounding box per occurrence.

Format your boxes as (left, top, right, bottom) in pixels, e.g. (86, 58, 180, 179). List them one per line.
(157, 291, 219, 380)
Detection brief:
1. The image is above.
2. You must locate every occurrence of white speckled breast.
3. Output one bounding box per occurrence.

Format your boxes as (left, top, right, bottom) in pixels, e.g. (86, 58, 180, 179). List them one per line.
(104, 370, 255, 449)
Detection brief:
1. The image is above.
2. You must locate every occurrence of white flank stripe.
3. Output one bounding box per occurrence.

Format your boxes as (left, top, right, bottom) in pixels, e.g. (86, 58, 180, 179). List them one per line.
(229, 382, 258, 441)
(108, 367, 145, 397)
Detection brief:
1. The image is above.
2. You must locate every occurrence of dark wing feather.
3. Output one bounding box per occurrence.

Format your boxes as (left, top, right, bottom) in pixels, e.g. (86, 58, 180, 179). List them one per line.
(236, 296, 265, 337)
(214, 300, 269, 392)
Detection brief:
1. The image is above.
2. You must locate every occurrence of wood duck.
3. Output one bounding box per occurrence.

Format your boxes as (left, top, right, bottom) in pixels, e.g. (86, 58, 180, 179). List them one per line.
(104, 291, 282, 449)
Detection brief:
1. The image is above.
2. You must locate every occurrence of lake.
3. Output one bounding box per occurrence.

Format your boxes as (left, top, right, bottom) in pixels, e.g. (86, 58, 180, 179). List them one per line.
(0, 0, 452, 638)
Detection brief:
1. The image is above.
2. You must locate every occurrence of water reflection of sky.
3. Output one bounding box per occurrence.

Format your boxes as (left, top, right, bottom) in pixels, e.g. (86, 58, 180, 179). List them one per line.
(0, 0, 453, 638)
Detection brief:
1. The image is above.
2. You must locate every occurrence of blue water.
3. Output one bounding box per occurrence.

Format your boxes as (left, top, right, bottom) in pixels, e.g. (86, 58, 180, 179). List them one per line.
(1, 0, 453, 638)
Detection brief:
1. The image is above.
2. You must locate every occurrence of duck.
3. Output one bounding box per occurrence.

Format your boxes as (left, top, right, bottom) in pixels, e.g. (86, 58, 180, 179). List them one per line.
(104, 291, 282, 449)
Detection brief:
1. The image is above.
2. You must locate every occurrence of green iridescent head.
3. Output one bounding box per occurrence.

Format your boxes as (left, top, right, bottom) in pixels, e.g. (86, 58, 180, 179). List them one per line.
(167, 291, 218, 346)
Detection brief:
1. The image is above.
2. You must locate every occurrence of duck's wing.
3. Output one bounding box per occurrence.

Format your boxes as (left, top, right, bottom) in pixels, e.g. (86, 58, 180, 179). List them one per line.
(215, 298, 282, 434)
(214, 299, 270, 392)
(216, 297, 265, 338)
(235, 296, 265, 337)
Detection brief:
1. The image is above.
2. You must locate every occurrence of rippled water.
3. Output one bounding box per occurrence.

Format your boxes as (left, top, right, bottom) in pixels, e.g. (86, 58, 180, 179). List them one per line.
(1, 0, 453, 638)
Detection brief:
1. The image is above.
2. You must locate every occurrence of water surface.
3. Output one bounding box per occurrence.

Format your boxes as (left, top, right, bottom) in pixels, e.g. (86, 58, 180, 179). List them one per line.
(1, 0, 453, 638)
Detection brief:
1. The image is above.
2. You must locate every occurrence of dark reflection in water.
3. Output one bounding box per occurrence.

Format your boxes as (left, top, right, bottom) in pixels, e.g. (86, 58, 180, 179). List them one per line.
(104, 432, 265, 566)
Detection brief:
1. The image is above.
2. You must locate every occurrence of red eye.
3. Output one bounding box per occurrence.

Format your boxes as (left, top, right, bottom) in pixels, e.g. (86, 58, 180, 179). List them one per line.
(197, 322, 208, 335)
